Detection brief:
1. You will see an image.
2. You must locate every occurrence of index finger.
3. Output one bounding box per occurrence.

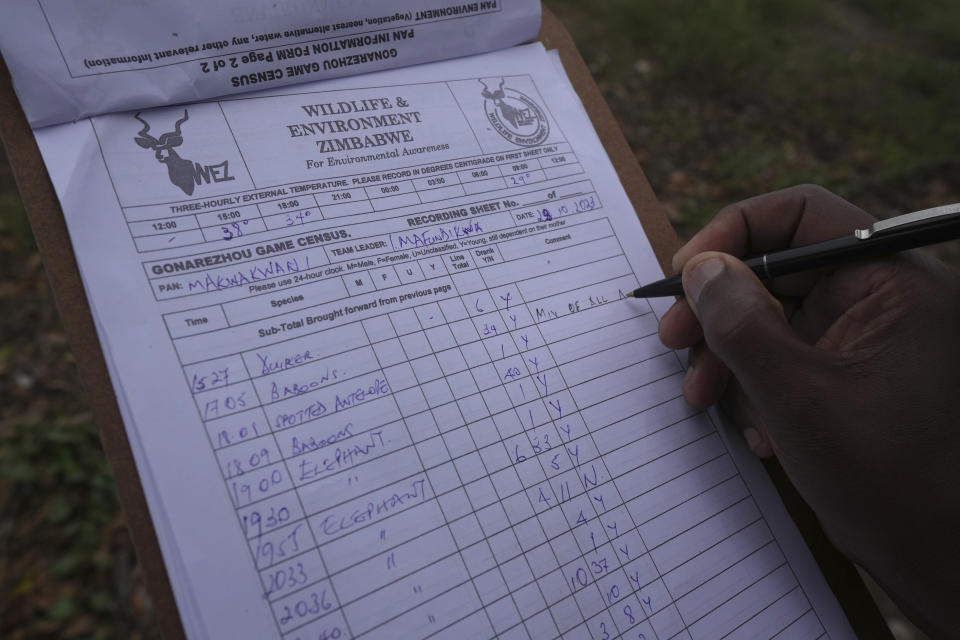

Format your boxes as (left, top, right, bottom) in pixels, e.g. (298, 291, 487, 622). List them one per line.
(672, 185, 876, 273)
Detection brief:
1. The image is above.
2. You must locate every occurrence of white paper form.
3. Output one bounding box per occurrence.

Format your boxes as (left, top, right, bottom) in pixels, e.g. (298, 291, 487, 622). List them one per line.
(0, 0, 540, 127)
(33, 43, 857, 640)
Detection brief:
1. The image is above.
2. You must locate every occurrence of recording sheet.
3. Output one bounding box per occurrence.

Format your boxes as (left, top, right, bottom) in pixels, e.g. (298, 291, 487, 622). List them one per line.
(0, 0, 540, 126)
(33, 42, 856, 639)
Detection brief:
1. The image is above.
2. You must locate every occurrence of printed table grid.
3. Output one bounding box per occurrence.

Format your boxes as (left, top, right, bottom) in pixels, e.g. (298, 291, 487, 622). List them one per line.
(123, 139, 582, 254)
(173, 211, 824, 639)
(148, 179, 602, 309)
(163, 213, 614, 351)
(451, 247, 645, 640)
(125, 147, 579, 239)
(470, 257, 683, 640)
(388, 285, 548, 639)
(182, 360, 816, 636)
(185, 235, 644, 636)
(189, 330, 816, 636)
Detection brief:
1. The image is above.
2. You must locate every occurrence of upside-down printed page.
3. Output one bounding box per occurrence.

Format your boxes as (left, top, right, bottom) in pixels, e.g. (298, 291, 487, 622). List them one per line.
(0, 0, 540, 126)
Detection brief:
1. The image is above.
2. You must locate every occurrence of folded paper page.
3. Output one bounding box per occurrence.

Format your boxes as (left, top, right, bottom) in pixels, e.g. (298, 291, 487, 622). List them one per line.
(0, 0, 540, 126)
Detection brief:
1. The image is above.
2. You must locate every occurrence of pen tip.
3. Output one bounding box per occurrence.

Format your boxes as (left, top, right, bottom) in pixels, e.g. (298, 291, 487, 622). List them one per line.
(624, 291, 635, 298)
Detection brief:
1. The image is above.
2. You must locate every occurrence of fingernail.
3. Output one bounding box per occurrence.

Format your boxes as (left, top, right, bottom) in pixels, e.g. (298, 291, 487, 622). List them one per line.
(743, 428, 762, 453)
(671, 248, 685, 273)
(685, 257, 725, 308)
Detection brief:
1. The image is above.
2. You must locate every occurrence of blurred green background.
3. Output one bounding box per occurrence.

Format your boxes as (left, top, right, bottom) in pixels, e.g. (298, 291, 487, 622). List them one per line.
(2, 1, 958, 637)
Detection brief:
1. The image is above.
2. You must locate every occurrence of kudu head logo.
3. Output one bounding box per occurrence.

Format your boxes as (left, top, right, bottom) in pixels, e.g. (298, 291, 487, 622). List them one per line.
(133, 109, 234, 196)
(481, 78, 533, 128)
(480, 78, 506, 102)
(134, 109, 197, 195)
(479, 78, 549, 146)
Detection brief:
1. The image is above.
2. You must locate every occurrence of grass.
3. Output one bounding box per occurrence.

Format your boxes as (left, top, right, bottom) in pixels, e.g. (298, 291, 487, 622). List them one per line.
(0, 419, 155, 638)
(548, 0, 960, 237)
(0, 150, 159, 638)
(2, 1, 958, 636)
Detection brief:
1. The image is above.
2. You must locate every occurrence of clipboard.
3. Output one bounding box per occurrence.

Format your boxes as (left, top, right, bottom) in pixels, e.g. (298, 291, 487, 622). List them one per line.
(0, 6, 893, 639)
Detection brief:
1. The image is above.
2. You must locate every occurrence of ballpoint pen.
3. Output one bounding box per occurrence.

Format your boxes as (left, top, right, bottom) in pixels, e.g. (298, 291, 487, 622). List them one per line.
(626, 202, 960, 298)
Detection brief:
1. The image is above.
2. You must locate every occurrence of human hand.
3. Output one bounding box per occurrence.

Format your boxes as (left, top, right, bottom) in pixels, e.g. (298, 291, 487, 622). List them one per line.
(659, 185, 960, 636)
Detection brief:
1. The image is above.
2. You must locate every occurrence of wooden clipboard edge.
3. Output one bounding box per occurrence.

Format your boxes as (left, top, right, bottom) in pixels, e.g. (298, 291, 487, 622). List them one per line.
(0, 57, 188, 640)
(537, 8, 681, 275)
(539, 7, 893, 639)
(0, 8, 891, 639)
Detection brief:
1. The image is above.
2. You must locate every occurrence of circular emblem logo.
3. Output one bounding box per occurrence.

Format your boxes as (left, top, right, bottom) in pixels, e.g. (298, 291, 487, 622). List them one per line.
(480, 79, 549, 146)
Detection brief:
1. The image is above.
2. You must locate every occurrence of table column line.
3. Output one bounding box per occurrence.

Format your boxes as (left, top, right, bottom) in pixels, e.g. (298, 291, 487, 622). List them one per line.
(454, 266, 605, 639)
(341, 318, 494, 639)
(510, 263, 691, 640)
(436, 276, 556, 640)
(476, 250, 670, 639)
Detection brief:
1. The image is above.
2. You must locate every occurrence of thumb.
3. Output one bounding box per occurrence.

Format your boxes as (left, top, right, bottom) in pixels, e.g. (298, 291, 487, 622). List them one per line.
(681, 252, 813, 398)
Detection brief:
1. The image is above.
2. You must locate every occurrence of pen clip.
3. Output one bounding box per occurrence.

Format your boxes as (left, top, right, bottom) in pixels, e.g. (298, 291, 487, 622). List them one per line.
(855, 202, 960, 239)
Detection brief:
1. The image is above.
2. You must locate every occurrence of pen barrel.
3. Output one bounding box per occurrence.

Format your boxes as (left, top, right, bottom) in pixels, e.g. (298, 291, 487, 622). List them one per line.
(742, 236, 862, 278)
(632, 274, 683, 297)
(631, 213, 960, 298)
(745, 213, 960, 279)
